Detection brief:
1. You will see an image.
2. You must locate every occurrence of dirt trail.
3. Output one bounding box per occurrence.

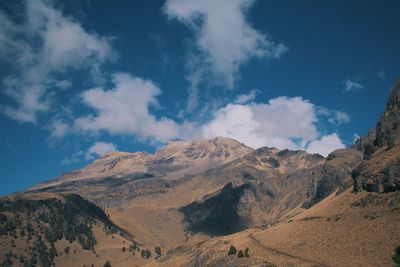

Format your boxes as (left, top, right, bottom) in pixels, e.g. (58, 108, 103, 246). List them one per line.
(248, 233, 331, 267)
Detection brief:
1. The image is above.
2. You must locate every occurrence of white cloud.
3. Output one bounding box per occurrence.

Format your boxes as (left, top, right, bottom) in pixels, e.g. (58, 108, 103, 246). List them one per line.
(164, 0, 288, 112)
(235, 89, 259, 104)
(0, 0, 115, 123)
(201, 96, 345, 156)
(85, 142, 117, 160)
(306, 134, 345, 156)
(75, 72, 182, 143)
(343, 79, 364, 92)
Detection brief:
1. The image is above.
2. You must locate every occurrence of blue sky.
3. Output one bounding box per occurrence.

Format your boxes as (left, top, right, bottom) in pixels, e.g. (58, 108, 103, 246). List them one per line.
(0, 0, 399, 195)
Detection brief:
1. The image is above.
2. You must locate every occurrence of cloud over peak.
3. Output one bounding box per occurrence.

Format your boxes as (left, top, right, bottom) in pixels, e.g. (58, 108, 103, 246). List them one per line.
(85, 142, 117, 160)
(201, 96, 345, 156)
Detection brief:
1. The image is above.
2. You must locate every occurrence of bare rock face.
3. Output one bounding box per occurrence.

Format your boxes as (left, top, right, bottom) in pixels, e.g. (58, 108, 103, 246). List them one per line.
(303, 148, 362, 207)
(179, 182, 252, 236)
(353, 79, 400, 193)
(375, 79, 400, 148)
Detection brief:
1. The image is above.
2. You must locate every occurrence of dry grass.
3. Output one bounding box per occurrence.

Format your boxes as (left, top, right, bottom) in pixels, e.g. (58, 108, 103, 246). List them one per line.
(150, 189, 400, 267)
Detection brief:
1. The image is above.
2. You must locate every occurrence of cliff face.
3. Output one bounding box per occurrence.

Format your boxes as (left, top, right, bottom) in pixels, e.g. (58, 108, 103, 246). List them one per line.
(304, 148, 362, 207)
(375, 80, 400, 148)
(353, 80, 400, 193)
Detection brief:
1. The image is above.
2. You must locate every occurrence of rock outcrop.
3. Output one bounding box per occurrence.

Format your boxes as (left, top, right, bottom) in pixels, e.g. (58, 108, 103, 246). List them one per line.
(375, 79, 400, 148)
(303, 148, 362, 207)
(353, 79, 400, 192)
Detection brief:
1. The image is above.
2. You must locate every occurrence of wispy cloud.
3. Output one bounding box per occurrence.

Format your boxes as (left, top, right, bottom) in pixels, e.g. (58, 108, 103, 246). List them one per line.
(61, 151, 84, 165)
(62, 141, 117, 164)
(235, 89, 260, 104)
(164, 0, 288, 112)
(0, 0, 115, 123)
(317, 107, 350, 126)
(343, 79, 364, 92)
(377, 70, 385, 80)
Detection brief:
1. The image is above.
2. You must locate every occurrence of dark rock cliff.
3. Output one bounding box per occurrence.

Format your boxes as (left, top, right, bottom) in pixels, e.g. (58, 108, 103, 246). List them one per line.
(353, 79, 400, 193)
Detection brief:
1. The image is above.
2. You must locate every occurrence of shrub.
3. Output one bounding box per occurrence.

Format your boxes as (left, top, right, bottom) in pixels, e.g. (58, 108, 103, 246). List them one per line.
(141, 249, 152, 259)
(244, 247, 250, 258)
(228, 245, 237, 255)
(129, 242, 138, 252)
(64, 246, 70, 254)
(155, 246, 162, 256)
(103, 260, 112, 267)
(238, 250, 244, 258)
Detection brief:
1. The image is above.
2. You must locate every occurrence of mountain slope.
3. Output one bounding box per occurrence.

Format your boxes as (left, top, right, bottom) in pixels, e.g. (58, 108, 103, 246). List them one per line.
(0, 192, 151, 267)
(150, 188, 400, 267)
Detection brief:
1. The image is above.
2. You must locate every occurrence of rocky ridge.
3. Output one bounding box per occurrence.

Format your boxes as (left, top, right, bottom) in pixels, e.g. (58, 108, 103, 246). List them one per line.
(353, 79, 400, 192)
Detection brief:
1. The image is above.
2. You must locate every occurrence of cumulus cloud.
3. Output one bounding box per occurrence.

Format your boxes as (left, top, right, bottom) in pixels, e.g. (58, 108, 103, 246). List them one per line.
(343, 79, 364, 92)
(0, 0, 115, 123)
(201, 96, 345, 156)
(85, 142, 117, 160)
(306, 134, 345, 156)
(74, 72, 182, 143)
(164, 0, 288, 112)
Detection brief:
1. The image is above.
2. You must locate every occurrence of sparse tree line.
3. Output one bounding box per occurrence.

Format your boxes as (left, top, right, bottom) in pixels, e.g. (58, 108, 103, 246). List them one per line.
(0, 195, 118, 267)
(228, 245, 250, 258)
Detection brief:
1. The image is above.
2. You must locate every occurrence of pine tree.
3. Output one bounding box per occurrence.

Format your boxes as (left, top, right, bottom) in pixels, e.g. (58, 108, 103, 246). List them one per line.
(228, 245, 237, 255)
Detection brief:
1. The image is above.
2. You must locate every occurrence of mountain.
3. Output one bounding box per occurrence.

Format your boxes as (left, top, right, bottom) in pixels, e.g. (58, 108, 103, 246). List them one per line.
(31, 137, 253, 191)
(24, 136, 362, 256)
(2, 80, 400, 266)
